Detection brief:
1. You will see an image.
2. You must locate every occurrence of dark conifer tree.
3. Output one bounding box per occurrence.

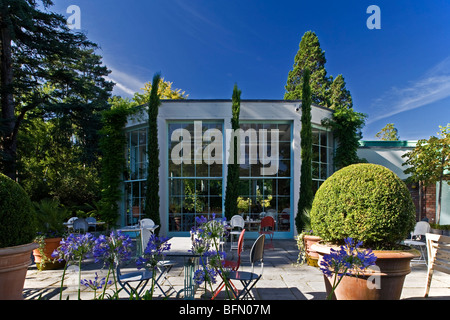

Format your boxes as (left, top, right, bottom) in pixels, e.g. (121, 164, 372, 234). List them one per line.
(296, 68, 313, 233)
(284, 31, 330, 106)
(224, 84, 241, 220)
(145, 73, 162, 231)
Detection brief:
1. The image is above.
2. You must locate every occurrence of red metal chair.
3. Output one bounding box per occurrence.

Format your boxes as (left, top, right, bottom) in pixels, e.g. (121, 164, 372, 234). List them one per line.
(211, 229, 245, 299)
(259, 216, 275, 243)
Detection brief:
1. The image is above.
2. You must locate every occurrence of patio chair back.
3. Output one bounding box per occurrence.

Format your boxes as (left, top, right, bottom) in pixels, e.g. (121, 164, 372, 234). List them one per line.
(230, 215, 245, 230)
(73, 218, 88, 233)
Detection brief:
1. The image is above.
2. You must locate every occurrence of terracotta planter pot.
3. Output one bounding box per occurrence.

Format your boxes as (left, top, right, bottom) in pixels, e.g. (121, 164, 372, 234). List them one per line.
(132, 206, 140, 218)
(0, 242, 38, 300)
(303, 235, 322, 267)
(313, 243, 419, 300)
(33, 237, 65, 271)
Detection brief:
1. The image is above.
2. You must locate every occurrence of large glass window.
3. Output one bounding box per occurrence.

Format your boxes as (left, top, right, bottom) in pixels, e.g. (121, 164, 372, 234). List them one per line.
(168, 121, 224, 232)
(312, 126, 332, 194)
(236, 122, 292, 232)
(124, 128, 148, 225)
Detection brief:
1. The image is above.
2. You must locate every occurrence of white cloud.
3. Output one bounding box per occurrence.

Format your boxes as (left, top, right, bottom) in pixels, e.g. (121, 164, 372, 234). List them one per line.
(367, 56, 450, 124)
(105, 66, 146, 97)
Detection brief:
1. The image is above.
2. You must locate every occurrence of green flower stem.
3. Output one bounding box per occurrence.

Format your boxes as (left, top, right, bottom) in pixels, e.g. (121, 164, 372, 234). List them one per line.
(327, 267, 348, 300)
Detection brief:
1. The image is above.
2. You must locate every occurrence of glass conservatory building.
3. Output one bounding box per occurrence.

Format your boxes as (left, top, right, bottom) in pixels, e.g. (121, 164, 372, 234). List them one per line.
(121, 100, 334, 239)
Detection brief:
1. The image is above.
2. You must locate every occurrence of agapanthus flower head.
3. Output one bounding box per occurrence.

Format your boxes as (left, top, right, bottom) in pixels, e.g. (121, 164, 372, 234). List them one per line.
(319, 237, 377, 278)
(80, 272, 111, 290)
(136, 234, 171, 270)
(193, 266, 220, 285)
(52, 232, 95, 263)
(92, 230, 133, 266)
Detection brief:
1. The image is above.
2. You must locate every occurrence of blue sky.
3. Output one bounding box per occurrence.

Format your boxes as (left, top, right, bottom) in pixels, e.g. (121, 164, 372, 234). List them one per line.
(51, 0, 450, 140)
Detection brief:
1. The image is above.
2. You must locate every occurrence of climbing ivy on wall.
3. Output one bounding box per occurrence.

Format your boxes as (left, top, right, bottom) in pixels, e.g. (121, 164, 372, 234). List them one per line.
(98, 98, 135, 229)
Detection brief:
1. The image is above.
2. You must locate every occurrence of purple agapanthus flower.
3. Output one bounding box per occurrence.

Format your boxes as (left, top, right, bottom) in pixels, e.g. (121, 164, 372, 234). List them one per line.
(92, 230, 133, 267)
(319, 237, 377, 278)
(80, 272, 111, 290)
(136, 234, 171, 270)
(52, 232, 95, 263)
(193, 266, 220, 286)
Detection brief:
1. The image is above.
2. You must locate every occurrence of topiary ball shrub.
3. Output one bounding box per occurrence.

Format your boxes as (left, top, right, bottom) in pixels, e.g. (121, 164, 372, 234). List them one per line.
(0, 173, 36, 248)
(310, 163, 416, 249)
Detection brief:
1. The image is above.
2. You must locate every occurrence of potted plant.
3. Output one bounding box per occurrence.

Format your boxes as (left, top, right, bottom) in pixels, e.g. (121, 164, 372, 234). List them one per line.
(430, 223, 450, 236)
(0, 173, 38, 300)
(310, 164, 418, 300)
(296, 209, 321, 266)
(33, 199, 70, 270)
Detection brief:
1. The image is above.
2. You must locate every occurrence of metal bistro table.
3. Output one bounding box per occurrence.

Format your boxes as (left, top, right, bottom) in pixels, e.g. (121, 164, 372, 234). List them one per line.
(166, 237, 201, 300)
(118, 225, 159, 256)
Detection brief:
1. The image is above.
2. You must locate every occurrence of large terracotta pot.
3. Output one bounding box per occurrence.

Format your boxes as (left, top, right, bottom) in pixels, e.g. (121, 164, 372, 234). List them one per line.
(313, 243, 419, 300)
(0, 242, 38, 300)
(33, 237, 65, 271)
(303, 235, 322, 267)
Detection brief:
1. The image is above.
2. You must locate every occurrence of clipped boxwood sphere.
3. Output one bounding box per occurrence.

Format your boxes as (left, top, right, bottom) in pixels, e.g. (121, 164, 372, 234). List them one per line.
(310, 163, 416, 249)
(0, 173, 36, 248)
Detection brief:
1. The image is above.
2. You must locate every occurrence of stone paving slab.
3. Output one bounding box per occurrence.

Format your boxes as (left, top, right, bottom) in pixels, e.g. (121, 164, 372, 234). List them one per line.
(22, 239, 450, 301)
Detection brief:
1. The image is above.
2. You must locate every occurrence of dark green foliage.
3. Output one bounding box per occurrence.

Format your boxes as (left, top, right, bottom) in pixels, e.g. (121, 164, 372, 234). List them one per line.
(0, 173, 36, 248)
(322, 106, 366, 169)
(17, 116, 101, 208)
(0, 0, 112, 179)
(98, 99, 133, 229)
(34, 198, 70, 238)
(284, 31, 365, 170)
(328, 75, 353, 110)
(224, 84, 241, 220)
(284, 31, 329, 106)
(295, 68, 313, 233)
(145, 73, 162, 230)
(310, 164, 416, 249)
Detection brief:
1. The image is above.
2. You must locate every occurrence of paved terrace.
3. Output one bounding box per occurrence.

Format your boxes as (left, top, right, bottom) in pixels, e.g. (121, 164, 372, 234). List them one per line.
(23, 238, 450, 301)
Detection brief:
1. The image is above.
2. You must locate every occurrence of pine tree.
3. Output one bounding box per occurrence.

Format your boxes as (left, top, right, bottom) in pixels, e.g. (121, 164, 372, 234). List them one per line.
(145, 73, 162, 231)
(224, 84, 241, 220)
(328, 74, 353, 110)
(295, 68, 313, 233)
(0, 0, 110, 179)
(284, 31, 330, 106)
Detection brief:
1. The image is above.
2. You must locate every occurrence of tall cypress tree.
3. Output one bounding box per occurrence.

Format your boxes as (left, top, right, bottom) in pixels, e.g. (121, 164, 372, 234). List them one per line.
(296, 68, 313, 233)
(284, 31, 330, 106)
(145, 73, 161, 231)
(224, 84, 241, 220)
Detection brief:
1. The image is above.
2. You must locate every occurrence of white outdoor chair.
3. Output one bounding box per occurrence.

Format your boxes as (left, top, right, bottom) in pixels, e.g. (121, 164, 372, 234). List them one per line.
(67, 217, 78, 231)
(139, 218, 159, 234)
(230, 215, 245, 250)
(404, 221, 430, 265)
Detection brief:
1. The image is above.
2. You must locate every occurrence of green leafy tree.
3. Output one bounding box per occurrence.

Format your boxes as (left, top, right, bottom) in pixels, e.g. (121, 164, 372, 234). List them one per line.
(296, 68, 313, 233)
(133, 78, 188, 104)
(284, 31, 330, 106)
(224, 84, 241, 220)
(0, 0, 112, 179)
(144, 73, 162, 231)
(375, 123, 400, 141)
(402, 124, 450, 224)
(17, 116, 100, 208)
